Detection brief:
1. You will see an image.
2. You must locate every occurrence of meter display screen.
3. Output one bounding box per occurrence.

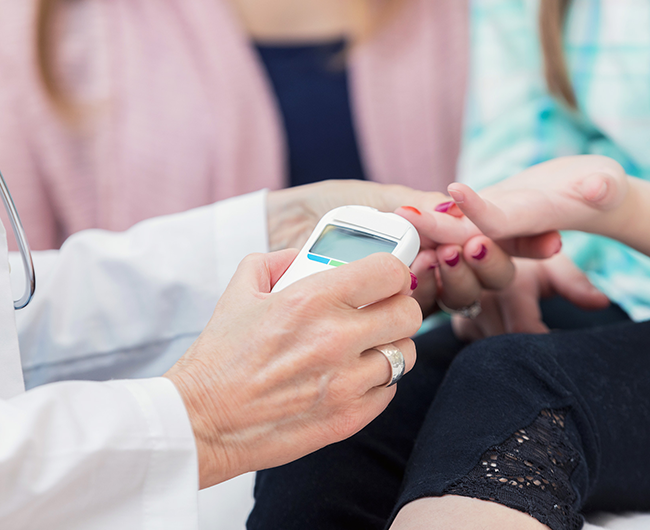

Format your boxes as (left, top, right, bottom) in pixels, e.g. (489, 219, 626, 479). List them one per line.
(309, 224, 397, 264)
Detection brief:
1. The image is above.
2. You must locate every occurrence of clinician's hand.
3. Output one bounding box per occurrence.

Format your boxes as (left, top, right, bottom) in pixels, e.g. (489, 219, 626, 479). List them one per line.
(164, 250, 421, 489)
(266, 180, 454, 251)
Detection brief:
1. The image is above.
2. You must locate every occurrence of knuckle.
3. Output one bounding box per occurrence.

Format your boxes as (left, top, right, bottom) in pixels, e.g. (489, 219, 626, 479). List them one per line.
(279, 285, 319, 313)
(330, 406, 364, 440)
(239, 253, 264, 267)
(376, 253, 407, 285)
(508, 321, 533, 334)
(403, 297, 423, 333)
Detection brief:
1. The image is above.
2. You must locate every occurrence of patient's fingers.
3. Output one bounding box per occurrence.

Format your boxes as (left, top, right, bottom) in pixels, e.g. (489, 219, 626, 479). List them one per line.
(496, 231, 563, 260)
(447, 183, 510, 239)
(435, 244, 481, 310)
(462, 235, 515, 290)
(395, 206, 479, 247)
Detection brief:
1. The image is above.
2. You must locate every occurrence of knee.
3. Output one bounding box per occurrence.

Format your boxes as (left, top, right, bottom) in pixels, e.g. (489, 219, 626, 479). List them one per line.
(445, 333, 557, 396)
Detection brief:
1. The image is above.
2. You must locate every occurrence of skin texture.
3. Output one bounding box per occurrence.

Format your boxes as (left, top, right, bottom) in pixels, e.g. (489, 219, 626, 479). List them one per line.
(391, 495, 549, 530)
(229, 0, 370, 42)
(165, 250, 421, 489)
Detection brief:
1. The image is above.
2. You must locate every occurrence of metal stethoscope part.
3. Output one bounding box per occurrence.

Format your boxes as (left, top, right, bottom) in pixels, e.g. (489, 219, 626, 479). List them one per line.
(0, 170, 35, 309)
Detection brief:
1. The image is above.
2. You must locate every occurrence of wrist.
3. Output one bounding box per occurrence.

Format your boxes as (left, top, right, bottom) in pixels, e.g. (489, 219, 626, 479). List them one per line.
(163, 368, 237, 488)
(267, 186, 320, 251)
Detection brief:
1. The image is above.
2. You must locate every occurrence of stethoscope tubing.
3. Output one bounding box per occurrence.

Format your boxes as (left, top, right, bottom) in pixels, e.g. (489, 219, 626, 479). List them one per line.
(0, 170, 35, 309)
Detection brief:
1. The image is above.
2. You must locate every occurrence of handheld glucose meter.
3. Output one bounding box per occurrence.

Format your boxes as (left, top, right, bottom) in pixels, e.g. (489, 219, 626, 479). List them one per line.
(271, 205, 420, 293)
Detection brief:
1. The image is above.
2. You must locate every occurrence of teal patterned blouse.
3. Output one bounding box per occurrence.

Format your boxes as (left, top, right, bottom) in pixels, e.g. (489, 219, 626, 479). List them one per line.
(460, 0, 650, 321)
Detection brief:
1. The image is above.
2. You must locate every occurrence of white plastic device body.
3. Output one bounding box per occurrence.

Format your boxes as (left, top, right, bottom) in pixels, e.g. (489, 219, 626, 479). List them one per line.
(271, 205, 420, 293)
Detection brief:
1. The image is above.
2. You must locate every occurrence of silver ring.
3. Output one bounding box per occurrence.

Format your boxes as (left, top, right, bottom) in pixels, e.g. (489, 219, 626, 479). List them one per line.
(437, 299, 482, 319)
(373, 343, 406, 387)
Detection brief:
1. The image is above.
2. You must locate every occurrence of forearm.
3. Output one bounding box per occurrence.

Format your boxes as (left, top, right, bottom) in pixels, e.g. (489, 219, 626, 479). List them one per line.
(13, 192, 268, 386)
(0, 378, 198, 528)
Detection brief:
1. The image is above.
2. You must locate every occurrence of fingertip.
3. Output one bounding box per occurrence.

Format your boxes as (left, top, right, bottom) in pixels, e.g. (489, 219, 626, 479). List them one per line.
(438, 244, 462, 268)
(374, 252, 413, 295)
(447, 183, 467, 204)
(464, 236, 490, 261)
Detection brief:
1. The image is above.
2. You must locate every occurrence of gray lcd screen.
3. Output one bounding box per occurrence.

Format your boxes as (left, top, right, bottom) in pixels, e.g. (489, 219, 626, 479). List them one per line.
(309, 225, 397, 263)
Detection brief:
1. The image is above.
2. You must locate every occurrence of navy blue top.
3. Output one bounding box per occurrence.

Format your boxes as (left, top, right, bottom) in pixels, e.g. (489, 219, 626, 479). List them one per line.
(255, 40, 367, 187)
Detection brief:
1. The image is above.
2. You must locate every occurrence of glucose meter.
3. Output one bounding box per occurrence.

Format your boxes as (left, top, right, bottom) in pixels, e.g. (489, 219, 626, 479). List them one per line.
(271, 205, 420, 293)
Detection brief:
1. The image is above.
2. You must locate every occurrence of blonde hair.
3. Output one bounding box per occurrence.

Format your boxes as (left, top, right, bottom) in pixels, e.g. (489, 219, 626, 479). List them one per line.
(36, 0, 68, 111)
(539, 0, 577, 109)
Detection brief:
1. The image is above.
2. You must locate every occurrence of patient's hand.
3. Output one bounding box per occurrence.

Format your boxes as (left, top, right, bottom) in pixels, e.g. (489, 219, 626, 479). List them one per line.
(448, 155, 628, 241)
(267, 180, 533, 318)
(451, 253, 610, 342)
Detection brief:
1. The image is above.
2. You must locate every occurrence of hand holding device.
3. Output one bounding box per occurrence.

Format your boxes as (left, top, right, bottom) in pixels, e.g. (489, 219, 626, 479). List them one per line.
(165, 250, 421, 489)
(272, 205, 420, 293)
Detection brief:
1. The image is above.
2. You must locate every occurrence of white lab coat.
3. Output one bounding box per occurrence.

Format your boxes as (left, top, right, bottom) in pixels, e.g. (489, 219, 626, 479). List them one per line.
(0, 191, 268, 529)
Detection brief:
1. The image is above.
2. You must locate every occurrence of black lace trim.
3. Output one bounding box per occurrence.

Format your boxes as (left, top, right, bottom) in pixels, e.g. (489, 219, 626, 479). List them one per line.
(443, 409, 583, 530)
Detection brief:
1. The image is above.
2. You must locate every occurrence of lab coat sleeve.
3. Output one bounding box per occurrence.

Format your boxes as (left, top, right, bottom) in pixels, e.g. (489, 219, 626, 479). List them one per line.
(0, 191, 269, 529)
(11, 190, 269, 388)
(0, 376, 199, 530)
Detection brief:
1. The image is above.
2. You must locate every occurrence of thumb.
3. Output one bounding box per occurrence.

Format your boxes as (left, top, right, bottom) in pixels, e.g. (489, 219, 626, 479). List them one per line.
(229, 249, 300, 295)
(545, 256, 610, 310)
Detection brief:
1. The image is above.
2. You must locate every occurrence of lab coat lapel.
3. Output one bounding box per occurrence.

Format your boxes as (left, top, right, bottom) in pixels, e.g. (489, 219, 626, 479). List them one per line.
(0, 220, 24, 399)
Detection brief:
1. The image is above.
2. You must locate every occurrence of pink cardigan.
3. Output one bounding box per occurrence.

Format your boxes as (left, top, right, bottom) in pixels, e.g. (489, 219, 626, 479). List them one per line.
(0, 0, 467, 250)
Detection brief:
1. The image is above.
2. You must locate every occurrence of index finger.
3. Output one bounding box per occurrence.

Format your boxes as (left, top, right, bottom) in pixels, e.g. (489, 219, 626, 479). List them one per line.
(447, 183, 512, 239)
(395, 206, 480, 247)
(307, 252, 415, 309)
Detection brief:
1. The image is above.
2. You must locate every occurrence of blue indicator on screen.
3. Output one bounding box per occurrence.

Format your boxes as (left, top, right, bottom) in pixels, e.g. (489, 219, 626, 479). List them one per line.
(307, 253, 330, 264)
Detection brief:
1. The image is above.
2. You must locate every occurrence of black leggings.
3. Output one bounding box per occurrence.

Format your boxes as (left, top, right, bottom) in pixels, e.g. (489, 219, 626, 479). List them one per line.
(248, 300, 650, 530)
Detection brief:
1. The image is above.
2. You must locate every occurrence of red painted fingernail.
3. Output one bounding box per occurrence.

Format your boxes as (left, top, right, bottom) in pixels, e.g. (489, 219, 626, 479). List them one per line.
(445, 253, 460, 267)
(472, 244, 487, 260)
(434, 201, 454, 213)
(402, 206, 421, 215)
(410, 272, 418, 290)
(428, 262, 439, 270)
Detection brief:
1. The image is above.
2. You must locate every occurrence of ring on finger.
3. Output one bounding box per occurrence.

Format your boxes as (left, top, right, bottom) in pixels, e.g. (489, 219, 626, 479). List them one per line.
(437, 299, 482, 320)
(372, 343, 406, 387)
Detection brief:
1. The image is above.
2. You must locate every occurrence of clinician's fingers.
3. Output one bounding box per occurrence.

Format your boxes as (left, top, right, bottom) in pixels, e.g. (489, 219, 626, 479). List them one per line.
(462, 236, 515, 290)
(435, 244, 482, 310)
(355, 295, 423, 348)
(356, 338, 417, 390)
(309, 253, 414, 309)
(232, 250, 300, 295)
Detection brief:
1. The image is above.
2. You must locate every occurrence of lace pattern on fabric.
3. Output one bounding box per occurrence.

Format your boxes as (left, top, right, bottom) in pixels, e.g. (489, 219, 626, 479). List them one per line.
(443, 409, 583, 530)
